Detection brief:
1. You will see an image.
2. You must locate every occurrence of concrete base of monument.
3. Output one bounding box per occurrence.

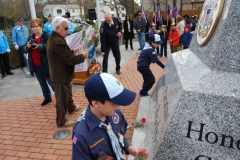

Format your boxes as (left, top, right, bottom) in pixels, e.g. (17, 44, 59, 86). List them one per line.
(128, 96, 150, 160)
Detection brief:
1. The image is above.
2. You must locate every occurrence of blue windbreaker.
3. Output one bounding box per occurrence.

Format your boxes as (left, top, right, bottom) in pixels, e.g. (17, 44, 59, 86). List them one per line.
(0, 31, 10, 54)
(12, 25, 29, 47)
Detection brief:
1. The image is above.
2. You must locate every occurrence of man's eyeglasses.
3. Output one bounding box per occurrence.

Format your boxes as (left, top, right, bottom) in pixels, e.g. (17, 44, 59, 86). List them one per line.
(64, 27, 69, 31)
(138, 15, 142, 16)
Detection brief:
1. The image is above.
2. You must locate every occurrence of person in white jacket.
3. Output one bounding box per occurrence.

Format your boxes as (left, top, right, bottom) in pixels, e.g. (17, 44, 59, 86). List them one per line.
(176, 15, 185, 36)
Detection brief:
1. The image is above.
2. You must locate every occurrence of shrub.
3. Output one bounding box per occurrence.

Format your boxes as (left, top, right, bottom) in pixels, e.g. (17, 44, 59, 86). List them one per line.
(3, 32, 20, 69)
(9, 42, 20, 69)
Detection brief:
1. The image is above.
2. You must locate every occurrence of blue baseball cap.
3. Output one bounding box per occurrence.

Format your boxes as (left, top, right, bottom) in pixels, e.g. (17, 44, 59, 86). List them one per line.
(18, 17, 23, 21)
(149, 34, 163, 44)
(84, 73, 136, 106)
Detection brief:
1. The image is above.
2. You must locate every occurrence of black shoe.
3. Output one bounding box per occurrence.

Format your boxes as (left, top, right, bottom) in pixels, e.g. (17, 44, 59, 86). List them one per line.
(138, 48, 142, 50)
(2, 73, 6, 77)
(6, 71, 14, 75)
(116, 71, 121, 75)
(41, 99, 52, 106)
(139, 93, 150, 97)
(126, 48, 128, 50)
(131, 48, 134, 50)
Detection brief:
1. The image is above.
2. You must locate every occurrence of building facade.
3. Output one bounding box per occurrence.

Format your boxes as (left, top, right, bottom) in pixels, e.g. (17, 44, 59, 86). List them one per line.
(42, 4, 84, 20)
(98, 4, 127, 21)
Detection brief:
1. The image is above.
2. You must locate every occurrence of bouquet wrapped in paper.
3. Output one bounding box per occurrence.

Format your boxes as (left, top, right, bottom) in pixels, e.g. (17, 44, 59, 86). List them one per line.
(66, 26, 99, 72)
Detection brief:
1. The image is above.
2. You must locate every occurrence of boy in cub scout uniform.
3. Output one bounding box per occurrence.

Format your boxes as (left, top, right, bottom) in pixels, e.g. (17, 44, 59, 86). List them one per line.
(72, 73, 146, 160)
(158, 25, 168, 58)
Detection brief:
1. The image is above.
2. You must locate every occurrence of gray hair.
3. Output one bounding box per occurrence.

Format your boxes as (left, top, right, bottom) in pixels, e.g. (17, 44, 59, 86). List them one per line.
(104, 13, 112, 18)
(52, 16, 69, 31)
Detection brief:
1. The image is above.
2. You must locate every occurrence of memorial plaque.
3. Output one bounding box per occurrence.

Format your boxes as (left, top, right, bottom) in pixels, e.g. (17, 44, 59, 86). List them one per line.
(142, 0, 240, 159)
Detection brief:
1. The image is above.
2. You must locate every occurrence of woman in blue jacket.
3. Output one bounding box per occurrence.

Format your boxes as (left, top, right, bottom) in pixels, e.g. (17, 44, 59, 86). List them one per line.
(26, 18, 54, 106)
(0, 31, 14, 77)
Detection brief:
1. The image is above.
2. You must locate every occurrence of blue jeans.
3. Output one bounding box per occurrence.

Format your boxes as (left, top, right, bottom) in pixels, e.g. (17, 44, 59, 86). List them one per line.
(137, 66, 155, 95)
(34, 66, 54, 100)
(137, 32, 146, 49)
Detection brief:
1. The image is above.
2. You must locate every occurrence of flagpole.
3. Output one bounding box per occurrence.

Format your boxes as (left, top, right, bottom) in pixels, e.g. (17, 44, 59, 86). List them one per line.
(154, 1, 156, 24)
(167, 15, 168, 26)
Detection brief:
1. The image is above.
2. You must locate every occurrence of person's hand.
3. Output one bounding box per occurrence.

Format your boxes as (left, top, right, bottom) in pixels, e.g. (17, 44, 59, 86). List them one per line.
(82, 52, 88, 59)
(127, 146, 148, 157)
(26, 42, 31, 49)
(128, 30, 131, 32)
(116, 32, 121, 37)
(6, 49, 10, 53)
(15, 45, 19, 50)
(101, 52, 105, 57)
(73, 48, 79, 54)
(32, 44, 38, 49)
(169, 39, 172, 42)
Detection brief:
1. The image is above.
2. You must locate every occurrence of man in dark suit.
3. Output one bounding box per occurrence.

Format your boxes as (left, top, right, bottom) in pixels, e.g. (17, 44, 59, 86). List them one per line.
(47, 16, 88, 127)
(100, 13, 122, 75)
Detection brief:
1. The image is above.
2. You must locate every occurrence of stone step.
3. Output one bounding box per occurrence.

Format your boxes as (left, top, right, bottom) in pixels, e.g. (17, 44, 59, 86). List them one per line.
(128, 96, 150, 160)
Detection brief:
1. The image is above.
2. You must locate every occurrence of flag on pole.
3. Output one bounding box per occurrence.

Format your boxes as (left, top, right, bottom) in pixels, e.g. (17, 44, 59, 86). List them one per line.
(174, 5, 178, 22)
(167, 4, 173, 19)
(157, 2, 162, 23)
(153, 2, 156, 24)
(141, 1, 146, 21)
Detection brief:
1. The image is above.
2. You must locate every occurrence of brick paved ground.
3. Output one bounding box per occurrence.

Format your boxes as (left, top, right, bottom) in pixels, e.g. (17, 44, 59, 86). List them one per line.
(0, 53, 167, 160)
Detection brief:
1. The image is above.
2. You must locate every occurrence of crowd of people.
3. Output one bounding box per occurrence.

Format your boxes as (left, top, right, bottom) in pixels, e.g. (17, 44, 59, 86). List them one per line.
(129, 12, 196, 97)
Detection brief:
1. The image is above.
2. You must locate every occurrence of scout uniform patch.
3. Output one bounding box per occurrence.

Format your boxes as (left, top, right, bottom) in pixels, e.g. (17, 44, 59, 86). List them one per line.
(112, 112, 119, 124)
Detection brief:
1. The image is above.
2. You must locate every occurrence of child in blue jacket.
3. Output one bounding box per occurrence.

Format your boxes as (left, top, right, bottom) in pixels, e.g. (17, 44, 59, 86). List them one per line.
(180, 25, 192, 49)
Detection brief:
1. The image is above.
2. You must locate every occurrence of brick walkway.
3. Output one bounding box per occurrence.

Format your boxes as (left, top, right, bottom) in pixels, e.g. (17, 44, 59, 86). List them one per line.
(0, 53, 167, 160)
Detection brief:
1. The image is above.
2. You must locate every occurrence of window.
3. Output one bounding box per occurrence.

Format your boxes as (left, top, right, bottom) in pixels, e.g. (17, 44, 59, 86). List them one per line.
(121, 7, 124, 11)
(122, 14, 125, 17)
(72, 9, 74, 13)
(111, 14, 114, 17)
(57, 9, 62, 14)
(111, 8, 114, 11)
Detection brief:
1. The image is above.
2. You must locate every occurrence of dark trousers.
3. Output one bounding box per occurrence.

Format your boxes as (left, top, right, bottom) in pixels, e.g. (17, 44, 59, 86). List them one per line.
(0, 52, 10, 74)
(160, 42, 167, 57)
(156, 47, 159, 55)
(18, 46, 26, 68)
(137, 66, 155, 95)
(34, 65, 54, 101)
(125, 37, 133, 49)
(102, 44, 121, 73)
(54, 83, 76, 126)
